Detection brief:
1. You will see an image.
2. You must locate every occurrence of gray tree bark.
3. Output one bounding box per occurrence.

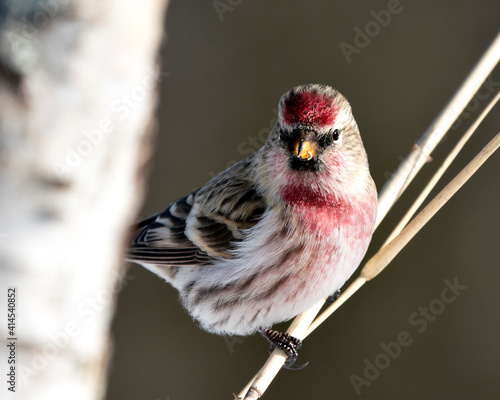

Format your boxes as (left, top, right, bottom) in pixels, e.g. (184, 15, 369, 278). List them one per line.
(0, 0, 167, 398)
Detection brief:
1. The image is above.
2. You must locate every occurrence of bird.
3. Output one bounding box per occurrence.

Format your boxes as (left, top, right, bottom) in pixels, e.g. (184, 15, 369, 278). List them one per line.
(128, 84, 377, 364)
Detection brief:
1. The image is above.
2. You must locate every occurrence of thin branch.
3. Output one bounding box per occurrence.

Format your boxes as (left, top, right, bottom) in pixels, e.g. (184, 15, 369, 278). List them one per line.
(303, 277, 365, 339)
(237, 300, 325, 400)
(376, 30, 500, 226)
(383, 90, 500, 246)
(361, 131, 500, 279)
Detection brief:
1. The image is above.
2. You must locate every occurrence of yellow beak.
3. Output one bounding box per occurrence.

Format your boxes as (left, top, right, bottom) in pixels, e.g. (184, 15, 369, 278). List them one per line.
(293, 140, 316, 160)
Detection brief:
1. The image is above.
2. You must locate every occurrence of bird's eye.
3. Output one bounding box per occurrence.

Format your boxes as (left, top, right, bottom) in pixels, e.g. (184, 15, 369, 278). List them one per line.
(318, 129, 341, 148)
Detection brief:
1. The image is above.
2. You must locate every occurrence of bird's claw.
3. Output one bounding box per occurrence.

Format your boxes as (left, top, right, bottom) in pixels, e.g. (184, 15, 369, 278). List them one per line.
(326, 289, 341, 304)
(258, 327, 309, 370)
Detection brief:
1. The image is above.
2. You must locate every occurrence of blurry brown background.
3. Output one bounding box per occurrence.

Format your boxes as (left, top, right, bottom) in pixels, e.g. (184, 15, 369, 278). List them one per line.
(107, 1, 500, 399)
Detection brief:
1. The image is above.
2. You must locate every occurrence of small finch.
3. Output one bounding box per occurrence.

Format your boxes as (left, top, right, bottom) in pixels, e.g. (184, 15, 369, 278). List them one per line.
(129, 84, 377, 352)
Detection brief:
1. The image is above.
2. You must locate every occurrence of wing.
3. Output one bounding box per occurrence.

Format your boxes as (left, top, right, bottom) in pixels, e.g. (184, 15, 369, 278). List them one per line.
(128, 156, 266, 267)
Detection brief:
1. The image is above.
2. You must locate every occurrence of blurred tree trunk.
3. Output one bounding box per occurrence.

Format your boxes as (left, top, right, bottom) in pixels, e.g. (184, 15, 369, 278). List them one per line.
(0, 0, 167, 398)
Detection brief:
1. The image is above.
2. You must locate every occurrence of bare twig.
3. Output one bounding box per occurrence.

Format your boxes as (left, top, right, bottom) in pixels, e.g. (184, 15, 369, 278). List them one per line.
(362, 131, 500, 279)
(238, 300, 325, 399)
(383, 90, 500, 245)
(376, 31, 500, 226)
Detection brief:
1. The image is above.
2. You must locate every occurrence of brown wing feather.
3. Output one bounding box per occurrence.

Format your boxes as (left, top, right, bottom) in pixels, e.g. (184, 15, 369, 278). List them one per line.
(128, 156, 265, 266)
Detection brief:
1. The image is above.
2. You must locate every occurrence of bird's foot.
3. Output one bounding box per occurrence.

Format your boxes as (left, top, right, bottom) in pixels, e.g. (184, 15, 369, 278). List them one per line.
(326, 289, 341, 304)
(258, 327, 308, 370)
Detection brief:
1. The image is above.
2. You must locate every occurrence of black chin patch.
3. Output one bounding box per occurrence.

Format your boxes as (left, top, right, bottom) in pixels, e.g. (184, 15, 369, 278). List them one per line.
(289, 157, 321, 172)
